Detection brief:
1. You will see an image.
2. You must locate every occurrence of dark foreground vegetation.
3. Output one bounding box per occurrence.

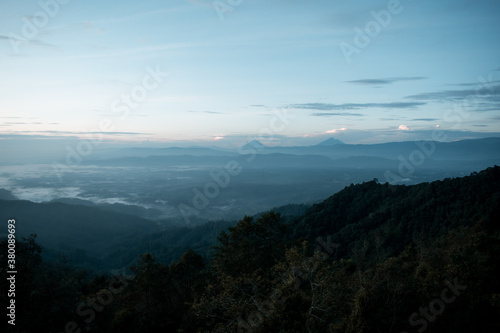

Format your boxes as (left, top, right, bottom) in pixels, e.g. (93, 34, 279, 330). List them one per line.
(2, 166, 500, 332)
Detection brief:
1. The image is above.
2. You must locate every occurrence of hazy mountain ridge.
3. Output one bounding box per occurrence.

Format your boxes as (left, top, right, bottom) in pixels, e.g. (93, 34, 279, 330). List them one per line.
(81, 137, 500, 169)
(3, 137, 498, 165)
(316, 137, 346, 146)
(258, 137, 500, 160)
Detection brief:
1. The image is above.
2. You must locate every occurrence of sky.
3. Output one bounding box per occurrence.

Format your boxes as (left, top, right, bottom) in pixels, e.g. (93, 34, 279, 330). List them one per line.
(1, 0, 500, 148)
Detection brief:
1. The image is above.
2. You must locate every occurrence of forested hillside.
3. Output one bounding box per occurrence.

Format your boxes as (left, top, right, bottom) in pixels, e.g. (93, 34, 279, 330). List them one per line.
(292, 166, 500, 261)
(0, 199, 160, 269)
(2, 166, 500, 332)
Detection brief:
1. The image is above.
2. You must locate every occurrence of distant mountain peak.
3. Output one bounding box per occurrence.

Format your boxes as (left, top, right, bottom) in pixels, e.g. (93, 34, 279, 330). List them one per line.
(242, 140, 266, 150)
(316, 137, 345, 146)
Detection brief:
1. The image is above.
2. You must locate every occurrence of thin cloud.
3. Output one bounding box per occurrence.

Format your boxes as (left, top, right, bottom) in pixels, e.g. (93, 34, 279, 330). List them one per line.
(11, 130, 151, 136)
(291, 102, 425, 111)
(346, 77, 427, 86)
(3, 122, 42, 125)
(49, 41, 211, 60)
(80, 8, 188, 26)
(311, 112, 363, 117)
(0, 34, 57, 49)
(87, 131, 151, 135)
(207, 133, 290, 141)
(325, 128, 347, 134)
(412, 118, 439, 121)
(188, 110, 224, 114)
(406, 84, 500, 102)
(0, 134, 76, 139)
(406, 83, 500, 112)
(448, 80, 500, 87)
(184, 0, 213, 8)
(0, 35, 15, 41)
(398, 125, 410, 131)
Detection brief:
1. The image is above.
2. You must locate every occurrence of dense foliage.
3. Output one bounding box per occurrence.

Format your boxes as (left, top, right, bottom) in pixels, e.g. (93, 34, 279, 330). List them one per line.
(2, 166, 500, 332)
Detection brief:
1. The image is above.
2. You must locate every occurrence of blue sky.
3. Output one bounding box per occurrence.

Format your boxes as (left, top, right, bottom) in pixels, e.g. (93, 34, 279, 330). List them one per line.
(1, 0, 499, 147)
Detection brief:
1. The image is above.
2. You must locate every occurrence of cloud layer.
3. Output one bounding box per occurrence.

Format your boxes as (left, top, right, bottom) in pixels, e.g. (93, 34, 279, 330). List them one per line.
(346, 77, 428, 86)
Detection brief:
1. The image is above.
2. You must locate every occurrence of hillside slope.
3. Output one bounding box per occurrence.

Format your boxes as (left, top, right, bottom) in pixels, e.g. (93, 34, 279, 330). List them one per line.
(292, 166, 500, 259)
(0, 200, 159, 269)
